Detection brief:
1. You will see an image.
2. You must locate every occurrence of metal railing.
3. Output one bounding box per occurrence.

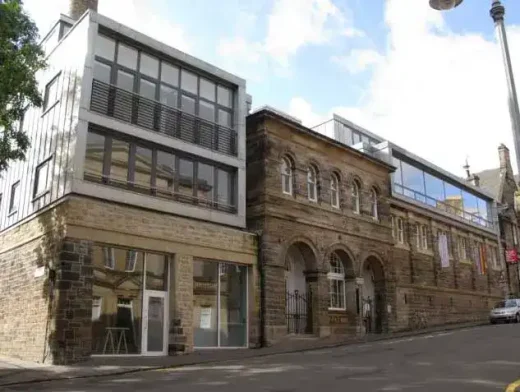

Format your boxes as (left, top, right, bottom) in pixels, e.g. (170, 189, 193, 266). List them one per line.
(90, 79, 238, 156)
(286, 290, 313, 334)
(393, 183, 493, 229)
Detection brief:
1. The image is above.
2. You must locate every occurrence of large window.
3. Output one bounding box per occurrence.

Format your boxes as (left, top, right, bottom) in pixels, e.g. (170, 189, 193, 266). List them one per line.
(392, 216, 405, 244)
(33, 158, 51, 198)
(83, 128, 237, 213)
(193, 260, 248, 348)
(281, 157, 293, 195)
(307, 166, 317, 202)
(370, 188, 378, 219)
(416, 224, 428, 250)
(92, 32, 236, 156)
(8, 181, 20, 214)
(392, 155, 493, 228)
(330, 173, 339, 208)
(328, 252, 346, 310)
(351, 181, 360, 214)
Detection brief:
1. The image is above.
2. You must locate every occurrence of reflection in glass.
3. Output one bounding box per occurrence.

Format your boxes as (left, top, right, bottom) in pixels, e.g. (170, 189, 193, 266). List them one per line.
(217, 169, 233, 208)
(217, 86, 232, 107)
(444, 183, 463, 217)
(91, 246, 144, 354)
(401, 161, 425, 201)
(159, 85, 178, 135)
(161, 63, 179, 86)
(200, 78, 216, 102)
(220, 263, 248, 347)
(198, 163, 214, 204)
(137, 79, 156, 129)
(218, 109, 231, 127)
(478, 198, 489, 224)
(134, 146, 153, 192)
(181, 95, 196, 143)
(140, 53, 159, 78)
(425, 172, 444, 208)
(156, 151, 175, 197)
(462, 190, 478, 222)
(115, 70, 134, 122)
(193, 260, 219, 347)
(146, 296, 164, 352)
(181, 70, 198, 94)
(178, 158, 194, 200)
(95, 34, 116, 61)
(117, 43, 138, 70)
(145, 253, 167, 291)
(110, 139, 130, 185)
(84, 132, 105, 181)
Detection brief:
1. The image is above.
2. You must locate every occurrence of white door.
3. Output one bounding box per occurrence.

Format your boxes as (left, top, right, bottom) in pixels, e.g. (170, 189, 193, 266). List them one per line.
(142, 290, 168, 355)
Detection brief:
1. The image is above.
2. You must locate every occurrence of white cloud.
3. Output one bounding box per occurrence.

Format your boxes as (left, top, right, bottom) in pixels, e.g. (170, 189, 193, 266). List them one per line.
(343, 27, 366, 38)
(264, 0, 346, 67)
(331, 49, 383, 74)
(24, 0, 190, 53)
(292, 0, 520, 177)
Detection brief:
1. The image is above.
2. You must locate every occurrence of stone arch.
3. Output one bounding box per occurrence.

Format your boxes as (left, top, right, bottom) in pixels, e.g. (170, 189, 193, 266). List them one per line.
(280, 235, 319, 271)
(323, 243, 357, 276)
(325, 244, 359, 317)
(360, 253, 386, 334)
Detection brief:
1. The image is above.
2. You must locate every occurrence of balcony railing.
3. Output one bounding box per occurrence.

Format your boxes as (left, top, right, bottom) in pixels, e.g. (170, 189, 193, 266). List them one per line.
(393, 183, 494, 229)
(90, 79, 238, 156)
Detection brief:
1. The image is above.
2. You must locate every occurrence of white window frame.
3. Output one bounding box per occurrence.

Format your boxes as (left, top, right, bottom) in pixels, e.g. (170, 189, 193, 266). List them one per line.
(396, 217, 404, 244)
(103, 247, 115, 269)
(281, 157, 293, 195)
(327, 252, 346, 310)
(125, 250, 138, 272)
(330, 173, 339, 208)
(351, 181, 360, 214)
(370, 188, 378, 220)
(421, 225, 428, 250)
(307, 166, 318, 202)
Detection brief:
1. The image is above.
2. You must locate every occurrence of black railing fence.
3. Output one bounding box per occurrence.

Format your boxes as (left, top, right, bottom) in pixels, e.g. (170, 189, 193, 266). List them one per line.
(90, 79, 237, 156)
(286, 289, 313, 334)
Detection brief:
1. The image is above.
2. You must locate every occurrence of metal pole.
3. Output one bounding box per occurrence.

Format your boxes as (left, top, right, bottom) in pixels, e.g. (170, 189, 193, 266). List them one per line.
(490, 1, 520, 178)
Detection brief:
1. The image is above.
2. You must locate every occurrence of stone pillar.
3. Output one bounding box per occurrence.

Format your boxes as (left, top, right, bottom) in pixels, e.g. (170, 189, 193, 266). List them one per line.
(169, 254, 193, 354)
(262, 263, 286, 344)
(248, 263, 261, 348)
(306, 270, 330, 337)
(51, 239, 93, 364)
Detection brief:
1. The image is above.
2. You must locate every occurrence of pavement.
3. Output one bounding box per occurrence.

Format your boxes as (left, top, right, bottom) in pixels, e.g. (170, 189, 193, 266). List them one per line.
(3, 321, 520, 391)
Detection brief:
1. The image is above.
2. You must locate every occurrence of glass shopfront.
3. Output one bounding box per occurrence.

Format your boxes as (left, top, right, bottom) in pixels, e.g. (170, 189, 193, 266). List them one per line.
(91, 245, 169, 356)
(193, 260, 248, 348)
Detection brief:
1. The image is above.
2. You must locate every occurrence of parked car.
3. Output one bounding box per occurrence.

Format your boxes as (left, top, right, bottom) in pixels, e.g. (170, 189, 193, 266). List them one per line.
(490, 299, 520, 324)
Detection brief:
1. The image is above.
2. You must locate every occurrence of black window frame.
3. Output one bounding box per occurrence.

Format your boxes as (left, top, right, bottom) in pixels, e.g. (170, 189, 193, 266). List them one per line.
(85, 125, 237, 213)
(33, 156, 53, 200)
(8, 181, 20, 215)
(43, 72, 61, 112)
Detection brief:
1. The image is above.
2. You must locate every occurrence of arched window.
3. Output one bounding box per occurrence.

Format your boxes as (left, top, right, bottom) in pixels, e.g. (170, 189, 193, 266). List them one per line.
(370, 188, 378, 219)
(307, 166, 318, 202)
(351, 180, 360, 214)
(330, 173, 339, 208)
(281, 157, 293, 195)
(328, 252, 346, 310)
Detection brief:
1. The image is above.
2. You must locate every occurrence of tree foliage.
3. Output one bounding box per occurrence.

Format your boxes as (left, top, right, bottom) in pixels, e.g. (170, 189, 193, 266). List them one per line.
(0, 0, 46, 173)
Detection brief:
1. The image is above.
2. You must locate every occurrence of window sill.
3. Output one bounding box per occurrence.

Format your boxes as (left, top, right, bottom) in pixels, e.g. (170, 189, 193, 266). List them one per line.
(41, 100, 60, 117)
(7, 210, 17, 218)
(459, 259, 473, 265)
(416, 249, 433, 256)
(394, 242, 409, 250)
(328, 308, 347, 312)
(32, 189, 50, 202)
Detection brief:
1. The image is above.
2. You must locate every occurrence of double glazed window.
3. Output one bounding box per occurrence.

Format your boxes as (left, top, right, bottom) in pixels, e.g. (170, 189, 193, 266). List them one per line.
(84, 129, 237, 213)
(92, 32, 236, 155)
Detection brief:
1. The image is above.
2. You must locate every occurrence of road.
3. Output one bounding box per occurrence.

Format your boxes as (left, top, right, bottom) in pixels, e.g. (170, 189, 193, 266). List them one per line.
(4, 324, 520, 392)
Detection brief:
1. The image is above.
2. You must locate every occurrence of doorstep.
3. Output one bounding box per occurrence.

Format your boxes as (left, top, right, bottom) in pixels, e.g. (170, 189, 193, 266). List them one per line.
(0, 320, 488, 387)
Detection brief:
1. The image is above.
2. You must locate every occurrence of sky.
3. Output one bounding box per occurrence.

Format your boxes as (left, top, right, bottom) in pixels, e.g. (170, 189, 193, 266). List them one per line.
(23, 0, 520, 177)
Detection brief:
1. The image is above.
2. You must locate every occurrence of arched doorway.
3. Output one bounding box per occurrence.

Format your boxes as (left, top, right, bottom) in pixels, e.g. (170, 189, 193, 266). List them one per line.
(284, 242, 316, 334)
(361, 256, 385, 334)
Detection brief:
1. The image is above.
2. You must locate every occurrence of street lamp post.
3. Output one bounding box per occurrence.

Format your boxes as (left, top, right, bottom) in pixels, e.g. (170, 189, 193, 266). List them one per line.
(429, 0, 520, 178)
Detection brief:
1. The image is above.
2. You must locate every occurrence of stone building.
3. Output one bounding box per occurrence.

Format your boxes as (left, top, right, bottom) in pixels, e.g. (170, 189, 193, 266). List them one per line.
(475, 144, 520, 295)
(247, 109, 506, 346)
(0, 3, 258, 364)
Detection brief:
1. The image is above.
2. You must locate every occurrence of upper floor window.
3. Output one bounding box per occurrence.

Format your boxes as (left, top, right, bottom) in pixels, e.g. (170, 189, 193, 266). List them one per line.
(458, 236, 468, 260)
(328, 252, 346, 310)
(437, 230, 451, 256)
(33, 158, 52, 199)
(370, 188, 378, 219)
(513, 225, 518, 247)
(392, 216, 405, 244)
(351, 180, 360, 214)
(8, 181, 20, 215)
(83, 128, 237, 213)
(307, 166, 318, 202)
(281, 157, 293, 195)
(416, 224, 428, 250)
(488, 245, 499, 269)
(103, 247, 115, 269)
(43, 73, 60, 111)
(330, 173, 340, 208)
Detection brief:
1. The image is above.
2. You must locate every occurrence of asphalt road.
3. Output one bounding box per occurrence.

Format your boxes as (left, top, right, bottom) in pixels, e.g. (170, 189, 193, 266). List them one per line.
(5, 324, 520, 392)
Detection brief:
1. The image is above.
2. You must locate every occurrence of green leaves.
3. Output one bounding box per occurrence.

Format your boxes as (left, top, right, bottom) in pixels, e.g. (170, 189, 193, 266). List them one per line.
(0, 0, 46, 172)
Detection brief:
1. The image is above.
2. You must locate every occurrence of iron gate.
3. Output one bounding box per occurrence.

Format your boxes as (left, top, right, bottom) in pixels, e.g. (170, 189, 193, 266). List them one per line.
(285, 289, 312, 334)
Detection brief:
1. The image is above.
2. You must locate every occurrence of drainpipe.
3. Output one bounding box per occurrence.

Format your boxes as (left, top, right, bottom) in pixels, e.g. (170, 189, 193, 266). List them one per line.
(257, 231, 267, 348)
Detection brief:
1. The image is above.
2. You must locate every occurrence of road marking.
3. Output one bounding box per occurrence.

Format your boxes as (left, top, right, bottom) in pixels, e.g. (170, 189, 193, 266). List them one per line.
(506, 379, 520, 392)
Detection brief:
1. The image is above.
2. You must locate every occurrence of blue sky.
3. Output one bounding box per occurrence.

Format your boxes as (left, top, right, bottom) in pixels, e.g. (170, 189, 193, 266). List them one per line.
(25, 0, 520, 176)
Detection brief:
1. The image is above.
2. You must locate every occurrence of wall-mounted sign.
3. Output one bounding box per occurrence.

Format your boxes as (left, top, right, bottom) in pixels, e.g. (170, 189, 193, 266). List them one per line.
(34, 266, 45, 278)
(506, 249, 518, 264)
(355, 277, 365, 286)
(200, 307, 212, 329)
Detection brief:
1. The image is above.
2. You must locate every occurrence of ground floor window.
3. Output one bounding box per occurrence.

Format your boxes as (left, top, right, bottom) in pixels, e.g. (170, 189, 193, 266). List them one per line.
(91, 245, 169, 355)
(193, 259, 248, 348)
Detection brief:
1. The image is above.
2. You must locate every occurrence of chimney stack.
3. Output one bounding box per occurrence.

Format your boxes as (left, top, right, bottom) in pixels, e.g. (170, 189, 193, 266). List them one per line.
(69, 0, 98, 20)
(499, 143, 511, 171)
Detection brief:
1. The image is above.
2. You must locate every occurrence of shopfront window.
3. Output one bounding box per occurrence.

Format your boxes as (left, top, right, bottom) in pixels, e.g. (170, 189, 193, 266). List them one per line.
(193, 260, 248, 348)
